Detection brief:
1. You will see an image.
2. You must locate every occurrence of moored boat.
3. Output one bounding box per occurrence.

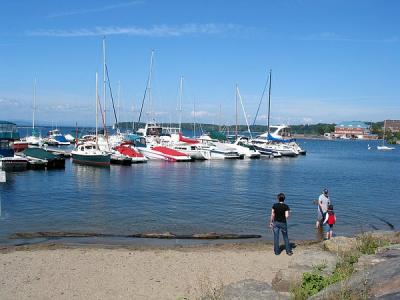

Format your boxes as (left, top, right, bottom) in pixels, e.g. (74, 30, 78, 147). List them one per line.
(21, 147, 65, 169)
(197, 135, 241, 159)
(136, 123, 192, 161)
(0, 156, 28, 171)
(0, 121, 29, 171)
(114, 142, 147, 163)
(231, 136, 261, 159)
(44, 129, 70, 146)
(72, 141, 111, 166)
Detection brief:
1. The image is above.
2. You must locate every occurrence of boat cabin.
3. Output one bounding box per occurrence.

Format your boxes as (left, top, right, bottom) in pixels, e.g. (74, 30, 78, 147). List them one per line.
(0, 121, 20, 157)
(257, 125, 292, 140)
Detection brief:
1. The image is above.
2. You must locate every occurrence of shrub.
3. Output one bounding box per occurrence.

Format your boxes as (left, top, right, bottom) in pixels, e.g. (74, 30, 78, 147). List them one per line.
(357, 233, 388, 255)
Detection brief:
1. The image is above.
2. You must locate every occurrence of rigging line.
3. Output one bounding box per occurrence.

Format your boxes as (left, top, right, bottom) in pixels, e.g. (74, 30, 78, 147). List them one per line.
(252, 73, 270, 126)
(105, 64, 119, 131)
(97, 88, 109, 144)
(237, 86, 253, 139)
(137, 51, 154, 130)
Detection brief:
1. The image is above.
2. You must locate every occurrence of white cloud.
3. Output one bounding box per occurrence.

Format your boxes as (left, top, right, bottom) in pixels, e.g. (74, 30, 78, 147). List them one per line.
(302, 117, 313, 124)
(298, 32, 398, 43)
(47, 1, 143, 18)
(42, 103, 92, 113)
(0, 97, 23, 107)
(191, 110, 213, 117)
(27, 23, 243, 38)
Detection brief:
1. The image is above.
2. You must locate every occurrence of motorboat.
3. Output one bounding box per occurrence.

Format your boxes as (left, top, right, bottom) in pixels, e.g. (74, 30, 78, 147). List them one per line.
(0, 121, 29, 171)
(252, 125, 303, 157)
(0, 156, 29, 171)
(164, 133, 210, 160)
(231, 136, 261, 159)
(64, 134, 75, 143)
(114, 142, 147, 163)
(136, 123, 192, 161)
(24, 134, 42, 146)
(136, 137, 192, 161)
(19, 147, 65, 169)
(197, 135, 241, 159)
(44, 129, 70, 146)
(12, 140, 29, 152)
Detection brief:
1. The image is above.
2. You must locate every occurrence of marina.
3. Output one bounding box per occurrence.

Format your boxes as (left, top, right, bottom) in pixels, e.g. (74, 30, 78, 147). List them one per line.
(0, 136, 398, 246)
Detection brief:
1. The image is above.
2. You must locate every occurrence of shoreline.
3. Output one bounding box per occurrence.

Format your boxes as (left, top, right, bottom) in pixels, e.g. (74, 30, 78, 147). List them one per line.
(0, 238, 322, 253)
(2, 231, 398, 299)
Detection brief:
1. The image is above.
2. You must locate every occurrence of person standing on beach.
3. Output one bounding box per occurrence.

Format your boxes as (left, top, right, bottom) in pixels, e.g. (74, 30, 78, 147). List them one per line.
(270, 193, 293, 256)
(316, 188, 331, 228)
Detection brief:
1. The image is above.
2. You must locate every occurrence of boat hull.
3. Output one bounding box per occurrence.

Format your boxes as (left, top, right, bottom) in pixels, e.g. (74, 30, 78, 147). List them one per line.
(0, 157, 28, 171)
(72, 153, 111, 166)
(138, 147, 192, 162)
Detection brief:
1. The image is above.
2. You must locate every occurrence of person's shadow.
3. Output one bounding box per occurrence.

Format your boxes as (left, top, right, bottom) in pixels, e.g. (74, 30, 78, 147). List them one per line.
(277, 243, 297, 254)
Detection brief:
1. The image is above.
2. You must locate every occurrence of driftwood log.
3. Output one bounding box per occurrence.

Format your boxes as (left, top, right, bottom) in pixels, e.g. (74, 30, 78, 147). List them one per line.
(10, 231, 261, 240)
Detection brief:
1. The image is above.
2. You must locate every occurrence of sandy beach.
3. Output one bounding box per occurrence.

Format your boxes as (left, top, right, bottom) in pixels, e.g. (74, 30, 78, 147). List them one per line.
(0, 242, 311, 300)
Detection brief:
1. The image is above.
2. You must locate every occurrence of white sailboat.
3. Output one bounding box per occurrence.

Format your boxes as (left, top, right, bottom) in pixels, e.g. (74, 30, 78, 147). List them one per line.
(135, 53, 191, 162)
(229, 85, 261, 159)
(24, 78, 42, 146)
(377, 122, 395, 151)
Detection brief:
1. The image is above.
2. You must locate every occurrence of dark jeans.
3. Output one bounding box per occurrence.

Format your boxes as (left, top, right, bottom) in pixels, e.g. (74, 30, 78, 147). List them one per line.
(273, 221, 291, 254)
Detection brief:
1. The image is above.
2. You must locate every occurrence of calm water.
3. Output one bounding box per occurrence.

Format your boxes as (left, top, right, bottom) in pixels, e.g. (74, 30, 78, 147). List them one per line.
(0, 139, 399, 245)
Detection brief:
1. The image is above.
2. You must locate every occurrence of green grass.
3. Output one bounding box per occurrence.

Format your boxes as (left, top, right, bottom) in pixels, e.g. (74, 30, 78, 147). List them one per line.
(357, 233, 389, 255)
(291, 233, 391, 300)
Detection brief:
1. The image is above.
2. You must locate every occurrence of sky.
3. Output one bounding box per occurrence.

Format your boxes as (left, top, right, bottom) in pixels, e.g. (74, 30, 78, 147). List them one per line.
(0, 0, 399, 126)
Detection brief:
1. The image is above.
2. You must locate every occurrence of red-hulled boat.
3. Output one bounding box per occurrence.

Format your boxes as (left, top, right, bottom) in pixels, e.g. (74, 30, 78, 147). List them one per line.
(114, 142, 147, 163)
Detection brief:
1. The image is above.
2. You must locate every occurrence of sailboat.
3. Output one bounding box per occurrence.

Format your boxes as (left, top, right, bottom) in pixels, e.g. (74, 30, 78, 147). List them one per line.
(135, 52, 192, 161)
(377, 122, 395, 151)
(228, 85, 261, 159)
(23, 78, 42, 146)
(250, 70, 304, 157)
(71, 73, 111, 166)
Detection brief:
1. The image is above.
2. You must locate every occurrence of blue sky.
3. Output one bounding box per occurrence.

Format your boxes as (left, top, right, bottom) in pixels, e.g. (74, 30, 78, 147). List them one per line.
(0, 0, 399, 126)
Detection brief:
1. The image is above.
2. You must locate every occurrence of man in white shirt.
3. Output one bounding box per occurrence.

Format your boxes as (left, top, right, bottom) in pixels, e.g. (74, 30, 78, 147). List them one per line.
(316, 188, 331, 228)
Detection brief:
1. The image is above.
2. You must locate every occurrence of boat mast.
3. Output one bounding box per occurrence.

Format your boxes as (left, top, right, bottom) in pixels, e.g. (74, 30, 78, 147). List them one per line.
(219, 104, 222, 132)
(235, 84, 238, 140)
(95, 72, 99, 148)
(117, 81, 121, 126)
(137, 50, 154, 128)
(32, 78, 36, 131)
(267, 69, 272, 135)
(178, 76, 183, 132)
(102, 36, 107, 130)
(148, 50, 154, 121)
(193, 98, 196, 138)
(382, 121, 386, 146)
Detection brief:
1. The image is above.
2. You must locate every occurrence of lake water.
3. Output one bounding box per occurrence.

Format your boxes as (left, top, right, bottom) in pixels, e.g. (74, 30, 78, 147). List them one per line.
(0, 138, 399, 246)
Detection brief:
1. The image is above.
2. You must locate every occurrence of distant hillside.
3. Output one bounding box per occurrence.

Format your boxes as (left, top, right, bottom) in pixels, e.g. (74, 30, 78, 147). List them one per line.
(116, 121, 337, 135)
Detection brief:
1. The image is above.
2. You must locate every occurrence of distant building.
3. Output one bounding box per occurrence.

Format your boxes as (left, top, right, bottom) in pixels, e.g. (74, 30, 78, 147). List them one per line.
(333, 121, 378, 140)
(384, 120, 400, 133)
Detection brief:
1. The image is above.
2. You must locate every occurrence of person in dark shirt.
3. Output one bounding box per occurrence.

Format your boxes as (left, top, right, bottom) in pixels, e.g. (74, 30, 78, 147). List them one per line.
(270, 193, 293, 255)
